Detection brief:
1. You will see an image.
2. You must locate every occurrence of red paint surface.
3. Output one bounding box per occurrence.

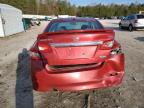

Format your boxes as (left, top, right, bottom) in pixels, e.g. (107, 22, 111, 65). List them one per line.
(31, 54, 124, 92)
(30, 18, 125, 92)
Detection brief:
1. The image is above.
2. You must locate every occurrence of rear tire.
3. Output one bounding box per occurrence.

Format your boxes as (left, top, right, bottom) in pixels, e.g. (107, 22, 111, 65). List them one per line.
(128, 25, 133, 32)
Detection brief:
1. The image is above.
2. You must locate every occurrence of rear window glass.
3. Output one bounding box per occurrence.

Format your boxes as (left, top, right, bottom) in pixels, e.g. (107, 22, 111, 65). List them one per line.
(137, 15, 144, 19)
(45, 21, 103, 32)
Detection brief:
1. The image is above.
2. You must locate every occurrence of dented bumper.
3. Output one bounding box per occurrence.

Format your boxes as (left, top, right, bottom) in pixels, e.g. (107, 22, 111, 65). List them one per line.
(31, 54, 124, 92)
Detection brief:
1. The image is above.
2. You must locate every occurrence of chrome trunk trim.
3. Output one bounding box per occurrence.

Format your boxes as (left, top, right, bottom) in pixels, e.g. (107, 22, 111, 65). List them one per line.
(50, 41, 103, 47)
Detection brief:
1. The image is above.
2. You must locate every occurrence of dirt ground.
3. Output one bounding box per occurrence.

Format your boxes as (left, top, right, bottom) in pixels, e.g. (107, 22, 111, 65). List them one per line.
(0, 20, 144, 108)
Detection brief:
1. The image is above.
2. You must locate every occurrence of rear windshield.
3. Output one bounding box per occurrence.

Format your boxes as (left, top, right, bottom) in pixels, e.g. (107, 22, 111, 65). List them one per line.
(45, 21, 104, 32)
(137, 15, 144, 19)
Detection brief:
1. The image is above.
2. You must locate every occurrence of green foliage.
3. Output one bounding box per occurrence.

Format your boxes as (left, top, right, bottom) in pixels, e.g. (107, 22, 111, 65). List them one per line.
(0, 0, 144, 17)
(0, 0, 37, 14)
(77, 3, 144, 18)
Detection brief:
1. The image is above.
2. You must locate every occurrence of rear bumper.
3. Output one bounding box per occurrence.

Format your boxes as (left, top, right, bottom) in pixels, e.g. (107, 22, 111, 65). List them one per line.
(135, 26, 144, 29)
(135, 24, 144, 29)
(31, 54, 124, 92)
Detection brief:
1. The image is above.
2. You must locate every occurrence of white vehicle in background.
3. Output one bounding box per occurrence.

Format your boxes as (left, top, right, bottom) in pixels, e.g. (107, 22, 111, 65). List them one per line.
(119, 14, 144, 31)
(58, 15, 69, 18)
(95, 18, 100, 20)
(31, 17, 41, 26)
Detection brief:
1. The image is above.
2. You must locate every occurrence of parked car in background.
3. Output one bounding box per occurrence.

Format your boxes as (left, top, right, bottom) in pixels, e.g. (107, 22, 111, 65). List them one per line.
(119, 14, 144, 31)
(30, 17, 125, 92)
(31, 17, 41, 26)
(117, 16, 125, 20)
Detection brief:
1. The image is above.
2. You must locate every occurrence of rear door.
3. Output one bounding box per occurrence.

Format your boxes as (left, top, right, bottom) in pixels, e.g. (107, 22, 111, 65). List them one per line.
(121, 16, 129, 27)
(124, 16, 132, 27)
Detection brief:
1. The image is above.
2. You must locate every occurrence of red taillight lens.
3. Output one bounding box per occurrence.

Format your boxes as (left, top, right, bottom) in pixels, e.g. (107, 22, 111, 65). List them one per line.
(38, 40, 52, 52)
(100, 40, 114, 50)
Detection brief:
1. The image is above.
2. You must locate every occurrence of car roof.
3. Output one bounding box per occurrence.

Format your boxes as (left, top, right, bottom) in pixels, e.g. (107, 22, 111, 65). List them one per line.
(51, 17, 97, 23)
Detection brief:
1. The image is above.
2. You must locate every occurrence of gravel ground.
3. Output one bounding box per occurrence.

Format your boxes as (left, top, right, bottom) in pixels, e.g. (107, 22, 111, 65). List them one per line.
(0, 20, 144, 108)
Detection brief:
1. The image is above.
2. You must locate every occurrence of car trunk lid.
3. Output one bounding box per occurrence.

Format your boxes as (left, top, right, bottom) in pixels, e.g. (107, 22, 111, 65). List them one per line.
(37, 30, 114, 66)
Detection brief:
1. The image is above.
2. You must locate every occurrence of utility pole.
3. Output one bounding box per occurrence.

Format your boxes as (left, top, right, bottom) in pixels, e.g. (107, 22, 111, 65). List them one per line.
(36, 0, 41, 15)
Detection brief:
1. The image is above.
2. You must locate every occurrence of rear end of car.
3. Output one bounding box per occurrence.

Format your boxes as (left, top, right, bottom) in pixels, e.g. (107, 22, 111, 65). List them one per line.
(30, 18, 125, 92)
(134, 14, 144, 29)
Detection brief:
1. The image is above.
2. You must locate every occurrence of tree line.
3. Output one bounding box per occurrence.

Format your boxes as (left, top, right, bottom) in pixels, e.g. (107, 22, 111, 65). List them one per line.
(0, 0, 144, 17)
(78, 3, 144, 18)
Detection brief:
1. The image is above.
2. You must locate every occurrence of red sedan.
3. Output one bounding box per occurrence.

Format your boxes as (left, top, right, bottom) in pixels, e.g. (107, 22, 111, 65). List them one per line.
(30, 18, 124, 92)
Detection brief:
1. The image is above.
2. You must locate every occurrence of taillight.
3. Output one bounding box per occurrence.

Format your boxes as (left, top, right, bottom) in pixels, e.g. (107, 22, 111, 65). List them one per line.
(134, 20, 138, 23)
(100, 40, 114, 50)
(38, 40, 52, 52)
(38, 45, 52, 52)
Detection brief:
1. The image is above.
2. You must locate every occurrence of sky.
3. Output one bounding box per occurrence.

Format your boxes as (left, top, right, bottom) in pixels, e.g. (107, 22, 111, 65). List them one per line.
(69, 0, 144, 6)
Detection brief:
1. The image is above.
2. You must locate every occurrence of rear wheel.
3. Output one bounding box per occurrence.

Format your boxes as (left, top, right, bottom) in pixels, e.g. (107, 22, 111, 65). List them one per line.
(128, 25, 133, 32)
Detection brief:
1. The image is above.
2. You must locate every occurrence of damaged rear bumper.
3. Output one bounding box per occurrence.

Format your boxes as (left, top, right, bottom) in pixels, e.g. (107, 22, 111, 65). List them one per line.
(31, 54, 124, 92)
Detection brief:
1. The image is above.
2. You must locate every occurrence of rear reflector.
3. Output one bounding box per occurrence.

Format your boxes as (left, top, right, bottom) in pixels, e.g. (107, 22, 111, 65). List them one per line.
(29, 51, 40, 60)
(30, 41, 41, 60)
